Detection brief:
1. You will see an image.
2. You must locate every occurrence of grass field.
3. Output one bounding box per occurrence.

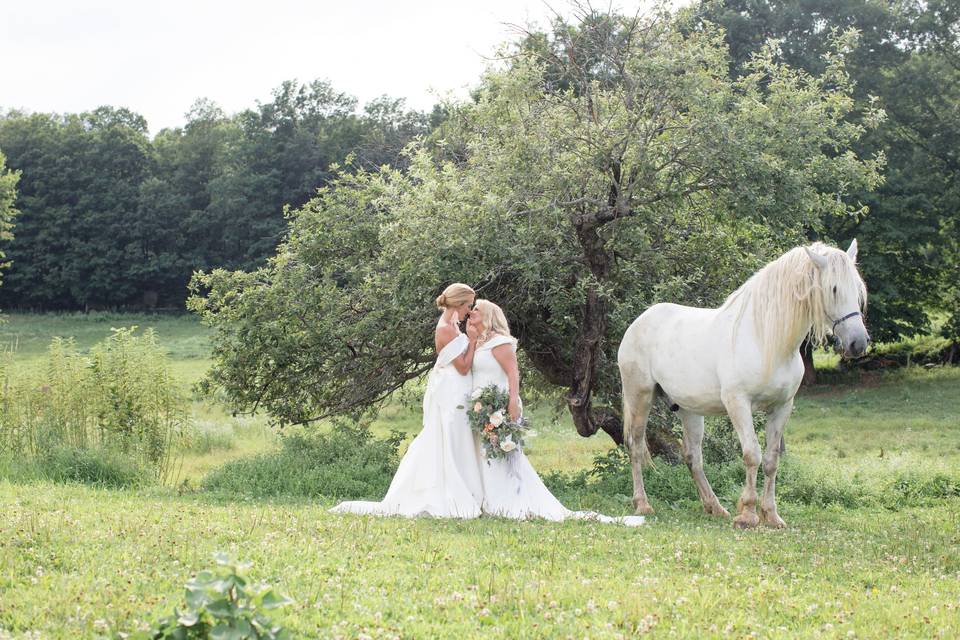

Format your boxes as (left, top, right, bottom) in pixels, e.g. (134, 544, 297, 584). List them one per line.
(1, 313, 959, 638)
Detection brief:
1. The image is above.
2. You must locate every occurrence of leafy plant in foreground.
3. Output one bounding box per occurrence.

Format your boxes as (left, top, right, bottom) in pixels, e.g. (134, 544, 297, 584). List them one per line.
(132, 552, 293, 640)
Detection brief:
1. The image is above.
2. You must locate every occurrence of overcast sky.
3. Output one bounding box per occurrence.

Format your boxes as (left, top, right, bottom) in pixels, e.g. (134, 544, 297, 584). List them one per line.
(1, 1, 672, 136)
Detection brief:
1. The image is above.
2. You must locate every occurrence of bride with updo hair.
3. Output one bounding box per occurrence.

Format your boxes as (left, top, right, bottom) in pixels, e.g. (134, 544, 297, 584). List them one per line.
(330, 283, 485, 517)
(332, 286, 643, 525)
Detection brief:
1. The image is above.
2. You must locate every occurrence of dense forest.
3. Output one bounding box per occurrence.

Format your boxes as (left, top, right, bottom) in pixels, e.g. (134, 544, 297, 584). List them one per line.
(0, 0, 957, 346)
(0, 82, 438, 310)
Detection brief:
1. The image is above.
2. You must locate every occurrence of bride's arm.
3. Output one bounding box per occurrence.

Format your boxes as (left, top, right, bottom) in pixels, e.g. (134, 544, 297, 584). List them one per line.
(437, 323, 477, 375)
(491, 344, 521, 421)
(451, 336, 478, 375)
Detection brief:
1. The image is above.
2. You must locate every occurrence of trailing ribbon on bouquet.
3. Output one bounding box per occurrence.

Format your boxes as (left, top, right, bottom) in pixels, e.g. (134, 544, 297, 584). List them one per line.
(505, 452, 523, 494)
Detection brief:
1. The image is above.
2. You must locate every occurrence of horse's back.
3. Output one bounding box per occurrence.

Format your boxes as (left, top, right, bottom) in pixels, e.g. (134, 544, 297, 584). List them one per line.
(621, 303, 718, 349)
(619, 303, 725, 411)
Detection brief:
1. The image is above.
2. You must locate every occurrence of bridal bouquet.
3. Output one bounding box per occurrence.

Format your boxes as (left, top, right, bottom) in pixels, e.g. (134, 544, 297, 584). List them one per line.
(461, 384, 529, 460)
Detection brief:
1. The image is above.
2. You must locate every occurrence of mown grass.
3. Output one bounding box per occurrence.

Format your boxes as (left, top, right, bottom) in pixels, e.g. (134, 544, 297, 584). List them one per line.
(0, 313, 958, 638)
(1, 483, 958, 638)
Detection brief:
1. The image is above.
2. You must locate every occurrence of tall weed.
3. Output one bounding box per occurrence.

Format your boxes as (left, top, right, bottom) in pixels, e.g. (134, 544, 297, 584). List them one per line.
(0, 327, 187, 484)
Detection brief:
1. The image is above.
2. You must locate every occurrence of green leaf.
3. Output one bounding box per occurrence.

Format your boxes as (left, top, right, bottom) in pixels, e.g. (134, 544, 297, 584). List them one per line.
(185, 587, 212, 609)
(205, 598, 234, 619)
(176, 609, 200, 626)
(260, 589, 294, 610)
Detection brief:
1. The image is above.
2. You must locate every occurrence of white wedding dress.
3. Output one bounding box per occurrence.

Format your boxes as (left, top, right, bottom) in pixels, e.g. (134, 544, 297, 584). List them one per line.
(474, 335, 644, 526)
(329, 333, 485, 518)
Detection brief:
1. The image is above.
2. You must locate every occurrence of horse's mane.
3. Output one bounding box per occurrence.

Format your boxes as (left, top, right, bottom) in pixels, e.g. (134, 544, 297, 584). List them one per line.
(720, 243, 867, 368)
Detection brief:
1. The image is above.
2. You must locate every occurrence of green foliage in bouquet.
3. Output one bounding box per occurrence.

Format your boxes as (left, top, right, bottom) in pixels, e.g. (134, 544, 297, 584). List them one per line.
(461, 384, 529, 460)
(133, 552, 293, 640)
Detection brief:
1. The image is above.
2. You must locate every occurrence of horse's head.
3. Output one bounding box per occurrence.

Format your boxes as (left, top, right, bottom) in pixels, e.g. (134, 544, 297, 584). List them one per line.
(804, 239, 869, 359)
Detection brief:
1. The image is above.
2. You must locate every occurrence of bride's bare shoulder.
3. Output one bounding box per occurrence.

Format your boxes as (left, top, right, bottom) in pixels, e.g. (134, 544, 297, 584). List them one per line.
(435, 321, 459, 351)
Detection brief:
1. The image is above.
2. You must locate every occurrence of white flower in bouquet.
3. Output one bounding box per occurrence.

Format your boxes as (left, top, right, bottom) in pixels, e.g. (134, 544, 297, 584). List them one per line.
(473, 402, 483, 413)
(471, 388, 484, 400)
(488, 410, 505, 427)
(499, 437, 517, 453)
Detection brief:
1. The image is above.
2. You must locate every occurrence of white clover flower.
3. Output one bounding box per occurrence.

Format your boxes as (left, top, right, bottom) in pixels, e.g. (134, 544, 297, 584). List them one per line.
(488, 410, 505, 427)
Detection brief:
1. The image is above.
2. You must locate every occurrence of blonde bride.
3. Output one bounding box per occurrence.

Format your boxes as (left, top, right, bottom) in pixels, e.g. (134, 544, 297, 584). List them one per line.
(471, 300, 644, 526)
(329, 283, 485, 518)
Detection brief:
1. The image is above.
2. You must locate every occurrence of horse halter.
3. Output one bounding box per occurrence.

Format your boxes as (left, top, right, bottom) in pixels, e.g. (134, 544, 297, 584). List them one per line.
(831, 311, 862, 333)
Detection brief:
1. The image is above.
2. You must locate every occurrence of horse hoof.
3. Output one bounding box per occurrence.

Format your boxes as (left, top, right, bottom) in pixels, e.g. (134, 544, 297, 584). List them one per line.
(706, 503, 731, 518)
(633, 501, 655, 515)
(761, 511, 787, 529)
(732, 513, 759, 529)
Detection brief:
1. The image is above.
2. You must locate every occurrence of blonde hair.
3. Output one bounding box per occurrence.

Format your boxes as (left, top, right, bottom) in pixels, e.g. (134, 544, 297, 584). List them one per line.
(721, 242, 867, 371)
(474, 299, 515, 344)
(435, 283, 475, 310)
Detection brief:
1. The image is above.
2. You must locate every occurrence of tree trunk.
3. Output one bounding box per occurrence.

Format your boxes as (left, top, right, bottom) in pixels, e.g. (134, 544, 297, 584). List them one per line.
(593, 407, 682, 462)
(566, 208, 682, 461)
(567, 218, 611, 439)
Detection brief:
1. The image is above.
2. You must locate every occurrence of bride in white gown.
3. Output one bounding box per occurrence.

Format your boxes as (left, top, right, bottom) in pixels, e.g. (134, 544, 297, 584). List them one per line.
(472, 300, 644, 526)
(330, 287, 642, 526)
(329, 283, 485, 518)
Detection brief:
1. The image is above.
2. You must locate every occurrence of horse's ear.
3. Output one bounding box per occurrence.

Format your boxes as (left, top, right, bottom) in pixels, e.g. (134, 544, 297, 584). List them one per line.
(847, 238, 858, 262)
(804, 246, 828, 270)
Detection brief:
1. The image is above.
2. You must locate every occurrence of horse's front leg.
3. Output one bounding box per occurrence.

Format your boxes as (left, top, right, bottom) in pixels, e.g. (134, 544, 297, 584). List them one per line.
(722, 393, 761, 529)
(759, 400, 793, 528)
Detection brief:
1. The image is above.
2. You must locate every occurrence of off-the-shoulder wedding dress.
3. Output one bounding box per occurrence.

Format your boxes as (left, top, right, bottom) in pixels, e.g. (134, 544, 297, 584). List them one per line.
(329, 333, 484, 518)
(474, 335, 644, 526)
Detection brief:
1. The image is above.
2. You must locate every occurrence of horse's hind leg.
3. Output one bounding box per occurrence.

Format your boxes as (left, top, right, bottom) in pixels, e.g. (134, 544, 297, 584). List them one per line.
(622, 381, 655, 515)
(721, 393, 762, 529)
(759, 400, 793, 528)
(679, 411, 730, 518)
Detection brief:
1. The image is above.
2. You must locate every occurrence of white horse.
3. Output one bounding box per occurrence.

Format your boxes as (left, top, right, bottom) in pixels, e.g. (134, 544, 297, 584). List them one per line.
(618, 240, 868, 528)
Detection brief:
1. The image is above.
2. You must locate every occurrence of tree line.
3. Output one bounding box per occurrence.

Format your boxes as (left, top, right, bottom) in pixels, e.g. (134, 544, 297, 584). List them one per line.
(0, 81, 438, 310)
(0, 0, 957, 349)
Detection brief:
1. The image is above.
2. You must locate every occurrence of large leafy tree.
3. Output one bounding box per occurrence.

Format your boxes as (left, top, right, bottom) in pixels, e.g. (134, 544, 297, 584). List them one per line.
(189, 6, 881, 453)
(698, 0, 960, 341)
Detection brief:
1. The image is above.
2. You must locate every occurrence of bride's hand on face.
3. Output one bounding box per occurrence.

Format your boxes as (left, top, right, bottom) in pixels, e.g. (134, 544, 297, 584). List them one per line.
(466, 313, 482, 340)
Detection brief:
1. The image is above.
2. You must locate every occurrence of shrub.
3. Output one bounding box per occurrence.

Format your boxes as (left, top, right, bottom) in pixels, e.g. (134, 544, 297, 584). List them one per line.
(134, 552, 292, 640)
(775, 462, 867, 508)
(0, 327, 187, 485)
(202, 422, 403, 500)
(548, 444, 960, 512)
(41, 445, 147, 488)
(887, 472, 960, 504)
